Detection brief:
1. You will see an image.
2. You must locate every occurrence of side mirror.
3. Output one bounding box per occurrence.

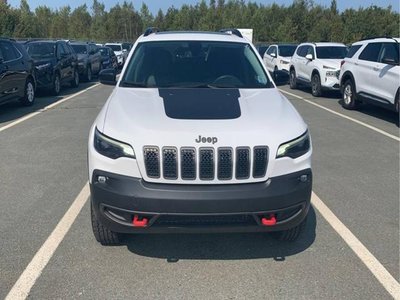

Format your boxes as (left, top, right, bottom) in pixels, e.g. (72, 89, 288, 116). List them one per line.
(99, 68, 117, 85)
(382, 57, 398, 66)
(270, 52, 277, 58)
(305, 54, 313, 61)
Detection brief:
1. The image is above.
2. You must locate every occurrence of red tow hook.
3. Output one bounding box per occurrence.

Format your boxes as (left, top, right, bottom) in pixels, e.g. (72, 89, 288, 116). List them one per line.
(133, 215, 148, 227)
(261, 214, 277, 226)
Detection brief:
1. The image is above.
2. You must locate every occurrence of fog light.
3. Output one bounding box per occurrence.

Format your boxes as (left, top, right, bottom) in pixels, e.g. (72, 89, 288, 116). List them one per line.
(300, 175, 308, 182)
(98, 176, 107, 183)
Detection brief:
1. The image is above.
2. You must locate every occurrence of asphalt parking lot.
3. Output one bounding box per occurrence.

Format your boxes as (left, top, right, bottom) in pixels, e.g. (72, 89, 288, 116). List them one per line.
(0, 80, 398, 299)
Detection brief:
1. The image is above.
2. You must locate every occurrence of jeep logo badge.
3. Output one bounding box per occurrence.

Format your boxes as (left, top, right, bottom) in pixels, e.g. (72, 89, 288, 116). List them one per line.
(195, 135, 218, 144)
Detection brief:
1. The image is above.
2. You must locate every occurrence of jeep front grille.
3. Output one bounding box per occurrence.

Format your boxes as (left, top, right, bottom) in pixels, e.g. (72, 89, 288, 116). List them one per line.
(143, 146, 269, 181)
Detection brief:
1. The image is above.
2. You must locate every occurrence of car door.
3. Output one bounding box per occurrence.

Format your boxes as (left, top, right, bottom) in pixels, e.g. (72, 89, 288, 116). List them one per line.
(263, 46, 276, 72)
(302, 46, 315, 82)
(355, 42, 382, 97)
(91, 45, 101, 73)
(295, 45, 308, 80)
(61, 42, 73, 80)
(0, 41, 25, 103)
(374, 42, 399, 104)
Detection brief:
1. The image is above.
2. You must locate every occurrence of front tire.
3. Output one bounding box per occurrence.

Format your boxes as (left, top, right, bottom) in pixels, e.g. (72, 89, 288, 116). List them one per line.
(70, 68, 79, 88)
(289, 69, 297, 89)
(272, 217, 307, 242)
(52, 73, 61, 96)
(91, 202, 121, 246)
(85, 66, 92, 82)
(342, 80, 358, 110)
(20, 78, 35, 106)
(311, 73, 322, 97)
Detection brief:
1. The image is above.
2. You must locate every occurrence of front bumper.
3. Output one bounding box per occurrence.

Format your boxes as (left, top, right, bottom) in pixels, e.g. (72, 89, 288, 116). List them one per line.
(322, 72, 341, 90)
(91, 169, 312, 234)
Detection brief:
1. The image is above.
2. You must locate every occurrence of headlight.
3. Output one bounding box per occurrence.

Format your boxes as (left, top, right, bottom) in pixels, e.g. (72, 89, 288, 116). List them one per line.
(280, 60, 290, 64)
(94, 128, 135, 159)
(36, 63, 51, 70)
(276, 131, 310, 159)
(323, 65, 335, 69)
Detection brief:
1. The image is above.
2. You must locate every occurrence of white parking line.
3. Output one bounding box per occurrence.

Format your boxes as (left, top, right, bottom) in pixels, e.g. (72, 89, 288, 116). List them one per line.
(311, 192, 400, 299)
(279, 89, 400, 142)
(5, 183, 90, 300)
(0, 83, 100, 133)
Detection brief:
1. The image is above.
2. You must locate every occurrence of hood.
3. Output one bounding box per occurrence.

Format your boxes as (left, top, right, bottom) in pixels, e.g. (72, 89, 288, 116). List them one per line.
(77, 53, 88, 61)
(33, 58, 55, 67)
(318, 59, 342, 70)
(99, 88, 307, 152)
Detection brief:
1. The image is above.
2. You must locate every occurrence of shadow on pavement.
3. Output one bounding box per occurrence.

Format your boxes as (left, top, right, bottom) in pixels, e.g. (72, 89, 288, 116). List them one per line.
(337, 99, 399, 127)
(125, 206, 317, 261)
(0, 80, 99, 126)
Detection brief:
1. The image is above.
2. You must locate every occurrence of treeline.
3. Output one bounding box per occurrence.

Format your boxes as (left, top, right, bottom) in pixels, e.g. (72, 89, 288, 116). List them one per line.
(0, 0, 398, 44)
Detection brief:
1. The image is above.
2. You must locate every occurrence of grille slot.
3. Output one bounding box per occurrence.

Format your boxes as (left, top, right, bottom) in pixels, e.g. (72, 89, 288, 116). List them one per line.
(143, 147, 160, 178)
(181, 148, 196, 180)
(199, 148, 215, 180)
(163, 148, 178, 179)
(154, 214, 257, 226)
(253, 147, 268, 178)
(236, 148, 250, 179)
(218, 148, 233, 180)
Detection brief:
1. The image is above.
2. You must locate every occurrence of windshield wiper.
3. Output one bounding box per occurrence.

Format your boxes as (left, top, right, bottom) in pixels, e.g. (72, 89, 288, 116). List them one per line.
(119, 81, 148, 88)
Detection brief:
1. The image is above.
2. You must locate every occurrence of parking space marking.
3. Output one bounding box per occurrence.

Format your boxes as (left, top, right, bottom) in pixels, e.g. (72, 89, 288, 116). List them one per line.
(0, 83, 100, 133)
(279, 89, 400, 142)
(5, 183, 90, 300)
(311, 192, 400, 299)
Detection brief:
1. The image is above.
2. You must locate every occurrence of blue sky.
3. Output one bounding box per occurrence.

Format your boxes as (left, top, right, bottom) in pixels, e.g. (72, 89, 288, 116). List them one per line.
(7, 0, 399, 14)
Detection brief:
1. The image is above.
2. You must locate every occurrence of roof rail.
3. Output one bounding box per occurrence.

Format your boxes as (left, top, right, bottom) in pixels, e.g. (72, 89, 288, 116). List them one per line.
(359, 36, 394, 41)
(144, 27, 159, 37)
(219, 29, 243, 38)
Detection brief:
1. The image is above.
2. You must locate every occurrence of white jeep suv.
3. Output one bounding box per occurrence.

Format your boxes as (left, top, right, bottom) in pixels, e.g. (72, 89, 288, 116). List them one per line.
(339, 37, 399, 114)
(289, 42, 348, 96)
(263, 44, 297, 79)
(90, 28, 312, 245)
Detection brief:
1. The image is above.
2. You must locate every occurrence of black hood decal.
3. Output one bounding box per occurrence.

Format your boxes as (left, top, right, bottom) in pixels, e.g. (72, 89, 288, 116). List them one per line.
(159, 88, 241, 120)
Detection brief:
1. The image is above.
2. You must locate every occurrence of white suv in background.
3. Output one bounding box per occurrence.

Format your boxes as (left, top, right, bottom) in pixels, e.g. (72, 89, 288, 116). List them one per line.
(263, 44, 297, 79)
(104, 43, 127, 67)
(339, 37, 399, 114)
(289, 42, 348, 97)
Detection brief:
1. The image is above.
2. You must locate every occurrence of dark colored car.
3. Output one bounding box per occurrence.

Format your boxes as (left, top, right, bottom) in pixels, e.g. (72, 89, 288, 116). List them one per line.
(122, 42, 133, 52)
(255, 43, 269, 57)
(98, 47, 118, 70)
(24, 40, 79, 95)
(70, 42, 101, 82)
(0, 38, 36, 106)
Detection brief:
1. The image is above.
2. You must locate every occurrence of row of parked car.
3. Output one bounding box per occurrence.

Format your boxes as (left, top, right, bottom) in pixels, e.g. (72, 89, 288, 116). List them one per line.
(259, 37, 400, 115)
(0, 38, 133, 107)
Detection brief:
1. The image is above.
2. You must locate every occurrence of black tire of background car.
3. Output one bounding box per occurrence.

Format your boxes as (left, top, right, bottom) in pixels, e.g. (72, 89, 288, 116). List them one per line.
(71, 68, 79, 88)
(20, 78, 35, 106)
(86, 66, 92, 82)
(289, 69, 297, 89)
(52, 73, 61, 96)
(342, 79, 359, 110)
(311, 73, 322, 97)
(91, 202, 122, 246)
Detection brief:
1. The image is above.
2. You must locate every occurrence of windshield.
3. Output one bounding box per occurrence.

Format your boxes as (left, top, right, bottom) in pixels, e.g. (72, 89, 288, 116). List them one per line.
(121, 41, 272, 89)
(316, 46, 347, 59)
(122, 43, 131, 50)
(107, 44, 122, 52)
(278, 45, 297, 57)
(26, 43, 56, 58)
(71, 45, 87, 54)
(99, 48, 109, 56)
